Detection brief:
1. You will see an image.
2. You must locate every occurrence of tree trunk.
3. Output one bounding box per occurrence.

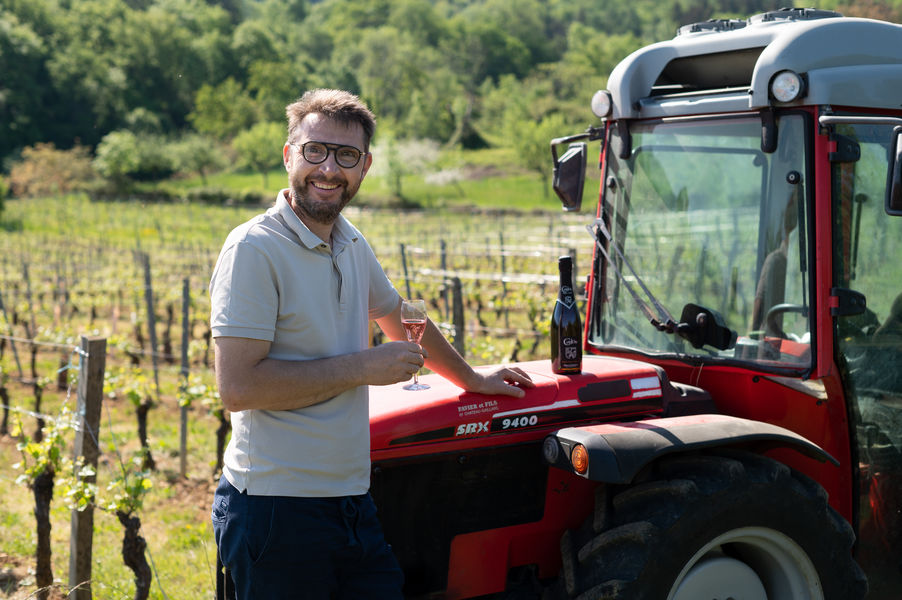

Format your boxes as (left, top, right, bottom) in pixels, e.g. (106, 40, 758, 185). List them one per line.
(116, 511, 151, 600)
(57, 351, 68, 391)
(162, 303, 174, 365)
(0, 386, 9, 435)
(33, 381, 44, 443)
(135, 399, 156, 471)
(33, 468, 55, 600)
(29, 344, 38, 382)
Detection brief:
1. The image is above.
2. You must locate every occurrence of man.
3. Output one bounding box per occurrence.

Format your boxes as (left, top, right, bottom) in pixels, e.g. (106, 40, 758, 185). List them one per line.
(209, 88, 533, 599)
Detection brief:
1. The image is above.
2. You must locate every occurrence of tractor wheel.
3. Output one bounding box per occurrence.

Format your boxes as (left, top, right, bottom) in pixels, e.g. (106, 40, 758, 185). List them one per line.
(547, 449, 867, 600)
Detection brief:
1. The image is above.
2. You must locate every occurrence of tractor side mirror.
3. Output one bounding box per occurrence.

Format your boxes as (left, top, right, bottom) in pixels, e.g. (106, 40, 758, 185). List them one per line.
(886, 126, 902, 216)
(551, 141, 586, 212)
(676, 303, 737, 351)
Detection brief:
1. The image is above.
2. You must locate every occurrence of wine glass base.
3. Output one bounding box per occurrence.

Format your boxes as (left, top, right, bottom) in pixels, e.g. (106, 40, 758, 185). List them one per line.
(402, 382, 430, 391)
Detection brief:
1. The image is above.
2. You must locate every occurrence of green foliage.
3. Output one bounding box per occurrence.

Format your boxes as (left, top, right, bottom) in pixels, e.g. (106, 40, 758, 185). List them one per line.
(93, 131, 141, 186)
(248, 59, 311, 122)
(2, 0, 803, 170)
(93, 131, 176, 186)
(189, 78, 258, 141)
(0, 10, 51, 159)
(105, 366, 154, 408)
(12, 404, 96, 510)
(0, 175, 7, 215)
(177, 376, 217, 409)
(232, 121, 285, 188)
(105, 452, 153, 516)
(513, 113, 569, 196)
(171, 133, 227, 184)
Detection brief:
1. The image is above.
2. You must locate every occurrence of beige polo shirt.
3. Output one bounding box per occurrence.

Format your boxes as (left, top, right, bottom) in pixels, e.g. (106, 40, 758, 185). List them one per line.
(209, 190, 399, 497)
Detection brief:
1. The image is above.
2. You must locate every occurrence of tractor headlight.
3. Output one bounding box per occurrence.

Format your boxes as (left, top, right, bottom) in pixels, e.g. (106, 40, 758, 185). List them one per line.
(591, 90, 613, 118)
(542, 436, 561, 464)
(770, 70, 805, 103)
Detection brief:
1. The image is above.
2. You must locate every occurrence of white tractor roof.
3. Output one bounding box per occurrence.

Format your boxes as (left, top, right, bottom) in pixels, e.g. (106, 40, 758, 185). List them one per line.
(607, 10, 902, 119)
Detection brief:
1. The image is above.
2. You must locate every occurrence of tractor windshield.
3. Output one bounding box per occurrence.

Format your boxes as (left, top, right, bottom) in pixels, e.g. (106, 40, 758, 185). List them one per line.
(591, 114, 811, 370)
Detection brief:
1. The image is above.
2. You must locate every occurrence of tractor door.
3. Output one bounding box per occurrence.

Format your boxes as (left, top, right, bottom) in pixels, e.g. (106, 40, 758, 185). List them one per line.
(830, 119, 902, 598)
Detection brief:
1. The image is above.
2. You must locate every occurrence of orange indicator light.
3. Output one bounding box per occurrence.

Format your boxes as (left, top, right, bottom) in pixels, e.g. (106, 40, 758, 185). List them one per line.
(571, 444, 589, 475)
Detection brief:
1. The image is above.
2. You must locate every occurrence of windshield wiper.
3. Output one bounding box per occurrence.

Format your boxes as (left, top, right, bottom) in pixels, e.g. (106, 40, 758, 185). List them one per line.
(587, 218, 737, 351)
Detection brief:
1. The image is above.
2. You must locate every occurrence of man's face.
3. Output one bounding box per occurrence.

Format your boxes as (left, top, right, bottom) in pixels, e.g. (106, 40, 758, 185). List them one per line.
(284, 113, 372, 226)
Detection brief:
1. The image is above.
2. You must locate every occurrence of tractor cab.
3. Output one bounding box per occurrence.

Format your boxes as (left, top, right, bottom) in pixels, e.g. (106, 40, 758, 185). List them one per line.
(552, 9, 902, 596)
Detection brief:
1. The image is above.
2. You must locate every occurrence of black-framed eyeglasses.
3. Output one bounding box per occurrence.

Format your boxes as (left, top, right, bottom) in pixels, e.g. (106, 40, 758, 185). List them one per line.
(289, 141, 366, 168)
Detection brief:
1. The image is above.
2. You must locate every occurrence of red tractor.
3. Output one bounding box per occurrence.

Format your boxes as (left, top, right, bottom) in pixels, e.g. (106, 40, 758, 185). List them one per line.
(366, 8, 902, 600)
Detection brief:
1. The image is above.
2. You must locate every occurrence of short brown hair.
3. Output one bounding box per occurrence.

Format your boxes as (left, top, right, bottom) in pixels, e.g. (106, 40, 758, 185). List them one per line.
(286, 89, 376, 149)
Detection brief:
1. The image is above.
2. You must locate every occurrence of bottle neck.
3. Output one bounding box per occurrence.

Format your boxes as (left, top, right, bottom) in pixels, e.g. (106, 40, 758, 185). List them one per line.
(558, 264, 574, 305)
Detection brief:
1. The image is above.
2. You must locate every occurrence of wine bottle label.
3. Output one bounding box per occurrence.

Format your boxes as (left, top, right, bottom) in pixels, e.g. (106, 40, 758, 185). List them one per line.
(561, 337, 580, 361)
(558, 285, 575, 308)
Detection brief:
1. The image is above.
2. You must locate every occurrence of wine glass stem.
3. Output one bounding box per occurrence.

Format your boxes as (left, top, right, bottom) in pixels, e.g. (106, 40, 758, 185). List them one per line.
(413, 370, 419, 385)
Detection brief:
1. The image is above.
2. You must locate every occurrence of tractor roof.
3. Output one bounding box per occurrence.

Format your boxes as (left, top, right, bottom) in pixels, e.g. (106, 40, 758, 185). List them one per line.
(606, 9, 902, 119)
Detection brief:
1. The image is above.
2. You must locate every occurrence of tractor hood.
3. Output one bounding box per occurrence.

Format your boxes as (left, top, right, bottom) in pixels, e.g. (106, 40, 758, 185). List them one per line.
(369, 357, 673, 459)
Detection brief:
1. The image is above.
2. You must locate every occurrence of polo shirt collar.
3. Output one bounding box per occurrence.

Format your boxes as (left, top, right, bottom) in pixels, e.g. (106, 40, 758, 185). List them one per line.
(275, 189, 359, 250)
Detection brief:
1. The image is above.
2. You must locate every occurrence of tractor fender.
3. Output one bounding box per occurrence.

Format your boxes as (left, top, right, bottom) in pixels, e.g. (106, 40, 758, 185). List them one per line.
(543, 413, 838, 484)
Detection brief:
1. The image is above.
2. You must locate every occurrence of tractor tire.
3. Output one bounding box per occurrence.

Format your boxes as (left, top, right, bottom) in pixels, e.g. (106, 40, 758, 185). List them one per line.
(546, 449, 867, 600)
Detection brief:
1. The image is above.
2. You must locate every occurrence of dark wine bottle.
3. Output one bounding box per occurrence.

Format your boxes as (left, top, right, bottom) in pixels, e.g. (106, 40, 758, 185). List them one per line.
(550, 255, 582, 374)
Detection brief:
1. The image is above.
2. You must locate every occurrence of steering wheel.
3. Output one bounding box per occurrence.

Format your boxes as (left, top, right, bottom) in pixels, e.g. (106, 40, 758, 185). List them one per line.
(764, 303, 808, 339)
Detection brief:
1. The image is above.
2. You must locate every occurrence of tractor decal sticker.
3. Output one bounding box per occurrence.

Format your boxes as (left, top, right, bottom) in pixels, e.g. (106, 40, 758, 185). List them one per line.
(495, 399, 581, 417)
(387, 398, 664, 445)
(489, 398, 663, 432)
(499, 414, 539, 429)
(456, 421, 490, 436)
(630, 376, 662, 399)
(456, 399, 500, 418)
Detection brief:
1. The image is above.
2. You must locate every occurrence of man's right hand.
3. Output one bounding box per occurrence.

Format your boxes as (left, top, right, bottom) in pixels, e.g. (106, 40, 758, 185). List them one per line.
(362, 341, 427, 386)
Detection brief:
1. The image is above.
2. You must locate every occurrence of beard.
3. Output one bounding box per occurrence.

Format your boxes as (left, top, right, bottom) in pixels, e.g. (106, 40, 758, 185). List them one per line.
(288, 171, 359, 225)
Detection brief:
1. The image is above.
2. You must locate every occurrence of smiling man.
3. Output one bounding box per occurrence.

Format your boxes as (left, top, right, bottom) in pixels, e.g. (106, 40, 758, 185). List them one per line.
(208, 89, 532, 599)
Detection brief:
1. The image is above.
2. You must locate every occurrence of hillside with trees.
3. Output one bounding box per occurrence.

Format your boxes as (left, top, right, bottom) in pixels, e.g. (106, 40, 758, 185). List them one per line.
(2, 0, 901, 195)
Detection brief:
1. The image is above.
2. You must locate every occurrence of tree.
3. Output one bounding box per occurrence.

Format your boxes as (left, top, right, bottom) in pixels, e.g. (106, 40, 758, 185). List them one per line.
(117, 3, 233, 132)
(172, 134, 226, 185)
(93, 131, 176, 188)
(231, 18, 281, 74)
(189, 78, 258, 140)
(369, 136, 440, 203)
(441, 17, 531, 93)
(513, 113, 568, 198)
(232, 121, 285, 188)
(0, 176, 7, 218)
(248, 59, 311, 123)
(44, 0, 133, 143)
(0, 12, 53, 160)
(9, 144, 97, 198)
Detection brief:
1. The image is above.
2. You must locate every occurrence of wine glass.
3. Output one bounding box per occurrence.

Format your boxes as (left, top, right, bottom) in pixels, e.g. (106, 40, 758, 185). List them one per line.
(401, 299, 430, 390)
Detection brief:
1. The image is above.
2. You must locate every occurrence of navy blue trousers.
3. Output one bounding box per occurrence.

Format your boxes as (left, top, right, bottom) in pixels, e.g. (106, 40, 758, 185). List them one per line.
(212, 475, 404, 599)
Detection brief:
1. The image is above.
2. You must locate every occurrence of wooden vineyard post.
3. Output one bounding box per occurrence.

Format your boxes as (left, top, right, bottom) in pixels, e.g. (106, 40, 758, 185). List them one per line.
(399, 243, 413, 300)
(69, 335, 107, 600)
(139, 253, 161, 402)
(499, 232, 509, 330)
(440, 240, 449, 320)
(0, 289, 24, 378)
(450, 277, 465, 357)
(179, 278, 189, 478)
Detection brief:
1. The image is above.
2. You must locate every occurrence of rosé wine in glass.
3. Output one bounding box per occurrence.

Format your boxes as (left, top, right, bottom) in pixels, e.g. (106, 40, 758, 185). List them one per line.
(401, 299, 429, 390)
